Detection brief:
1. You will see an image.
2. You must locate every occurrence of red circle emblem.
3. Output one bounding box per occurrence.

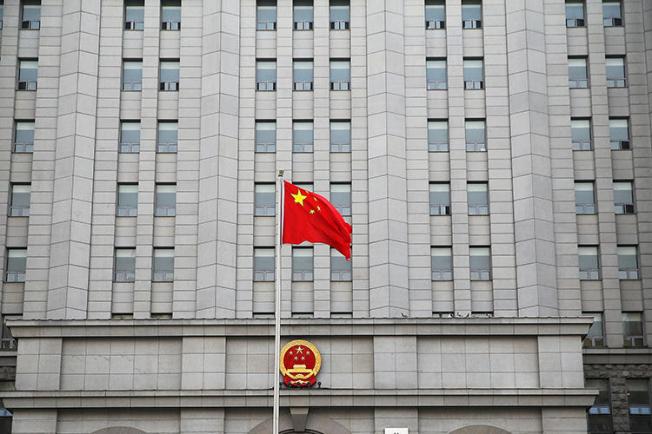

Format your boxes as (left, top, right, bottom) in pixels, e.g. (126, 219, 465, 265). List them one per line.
(280, 340, 321, 387)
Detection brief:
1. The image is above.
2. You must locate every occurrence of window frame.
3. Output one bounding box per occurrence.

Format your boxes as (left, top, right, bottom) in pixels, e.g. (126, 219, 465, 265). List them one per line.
(292, 247, 314, 282)
(431, 246, 453, 281)
(113, 248, 136, 283)
(116, 184, 139, 217)
(152, 248, 175, 282)
(568, 57, 589, 89)
(5, 248, 27, 283)
(122, 60, 143, 92)
(154, 184, 177, 217)
(14, 120, 35, 153)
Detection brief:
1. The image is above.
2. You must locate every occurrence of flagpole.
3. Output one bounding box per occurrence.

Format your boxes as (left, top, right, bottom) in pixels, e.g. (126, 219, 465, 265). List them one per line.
(272, 170, 284, 434)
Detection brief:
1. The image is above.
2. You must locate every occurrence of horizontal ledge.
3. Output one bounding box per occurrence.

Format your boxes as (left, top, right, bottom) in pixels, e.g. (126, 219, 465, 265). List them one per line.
(7, 317, 593, 338)
(3, 388, 597, 410)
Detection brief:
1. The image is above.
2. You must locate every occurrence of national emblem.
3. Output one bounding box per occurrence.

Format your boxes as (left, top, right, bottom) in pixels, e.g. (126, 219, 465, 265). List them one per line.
(279, 339, 321, 387)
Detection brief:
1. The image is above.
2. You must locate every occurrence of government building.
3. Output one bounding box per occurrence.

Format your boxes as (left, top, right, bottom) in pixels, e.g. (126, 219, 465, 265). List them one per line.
(0, 0, 650, 433)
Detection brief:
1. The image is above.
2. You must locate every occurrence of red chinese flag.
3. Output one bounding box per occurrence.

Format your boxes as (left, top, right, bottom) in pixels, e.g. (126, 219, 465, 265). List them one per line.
(282, 181, 352, 260)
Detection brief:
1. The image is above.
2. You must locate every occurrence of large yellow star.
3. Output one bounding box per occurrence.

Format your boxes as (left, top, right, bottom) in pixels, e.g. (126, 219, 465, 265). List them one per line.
(291, 189, 307, 206)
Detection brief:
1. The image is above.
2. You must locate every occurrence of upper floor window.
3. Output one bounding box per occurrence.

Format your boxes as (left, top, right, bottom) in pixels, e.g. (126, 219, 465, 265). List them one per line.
(157, 121, 178, 153)
(330, 0, 349, 30)
(586, 378, 613, 433)
(606, 57, 626, 88)
(292, 247, 313, 281)
(331, 183, 351, 216)
(623, 312, 645, 348)
(257, 0, 277, 30)
(119, 121, 141, 153)
(470, 247, 491, 281)
(9, 184, 30, 217)
(429, 183, 450, 216)
(425, 0, 445, 29)
(17, 59, 38, 91)
(155, 184, 176, 217)
(583, 313, 605, 348)
(14, 121, 34, 153)
(609, 118, 630, 150)
(575, 182, 596, 214)
(462, 0, 482, 29)
(603, 1, 623, 27)
(5, 249, 27, 283)
(568, 57, 588, 88)
(117, 184, 138, 217)
(431, 247, 453, 281)
(627, 379, 652, 432)
(565, 1, 585, 27)
(293, 59, 314, 91)
(256, 60, 277, 91)
(578, 245, 600, 280)
(331, 250, 351, 281)
(330, 59, 351, 91)
(571, 118, 592, 151)
(152, 248, 174, 282)
(465, 119, 486, 152)
(122, 60, 143, 91)
(426, 59, 447, 90)
(161, 0, 181, 31)
(113, 248, 136, 282)
(256, 121, 276, 153)
(160, 60, 180, 91)
(428, 120, 448, 152)
(618, 246, 640, 280)
(0, 3, 4, 30)
(463, 58, 484, 90)
(255, 183, 275, 216)
(254, 247, 275, 281)
(293, 121, 313, 153)
(294, 0, 313, 30)
(124, 0, 144, 30)
(613, 181, 635, 214)
(21, 0, 40, 30)
(467, 183, 489, 215)
(330, 121, 351, 153)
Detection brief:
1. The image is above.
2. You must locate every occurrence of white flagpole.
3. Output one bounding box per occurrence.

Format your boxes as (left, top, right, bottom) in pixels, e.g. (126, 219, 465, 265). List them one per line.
(272, 170, 284, 434)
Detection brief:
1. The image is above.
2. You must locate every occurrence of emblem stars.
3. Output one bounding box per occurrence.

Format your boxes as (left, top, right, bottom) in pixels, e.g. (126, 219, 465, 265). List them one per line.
(279, 339, 321, 387)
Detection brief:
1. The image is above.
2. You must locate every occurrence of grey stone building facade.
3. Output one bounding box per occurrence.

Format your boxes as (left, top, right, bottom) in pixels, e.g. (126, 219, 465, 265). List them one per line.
(0, 0, 649, 433)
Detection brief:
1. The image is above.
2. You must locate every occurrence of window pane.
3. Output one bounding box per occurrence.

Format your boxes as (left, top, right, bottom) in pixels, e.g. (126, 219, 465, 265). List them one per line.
(609, 118, 629, 149)
(330, 1, 349, 24)
(22, 4, 40, 22)
(10, 185, 30, 216)
(468, 183, 489, 215)
(603, 1, 622, 20)
(256, 121, 276, 152)
(623, 312, 644, 348)
(293, 121, 314, 152)
(6, 249, 27, 282)
(566, 2, 584, 20)
(330, 121, 351, 152)
(618, 246, 639, 279)
(292, 248, 313, 281)
(117, 184, 138, 216)
(153, 249, 174, 281)
(158, 122, 178, 152)
(578, 246, 600, 279)
(470, 247, 491, 280)
(155, 185, 176, 216)
(257, 60, 277, 83)
(19, 60, 38, 83)
(122, 61, 142, 90)
(330, 60, 350, 82)
(257, 0, 277, 30)
(584, 313, 604, 347)
(254, 248, 275, 281)
(431, 247, 452, 281)
(426, 1, 446, 23)
(571, 119, 591, 149)
(429, 183, 450, 215)
(294, 2, 313, 23)
(331, 250, 351, 281)
(614, 181, 634, 213)
(114, 249, 136, 282)
(15, 121, 34, 152)
(120, 121, 140, 152)
(575, 182, 595, 214)
(466, 120, 486, 151)
(161, 1, 181, 25)
(428, 120, 448, 151)
(331, 184, 351, 216)
(464, 59, 484, 82)
(255, 184, 275, 216)
(462, 2, 481, 21)
(125, 0, 144, 27)
(426, 59, 447, 89)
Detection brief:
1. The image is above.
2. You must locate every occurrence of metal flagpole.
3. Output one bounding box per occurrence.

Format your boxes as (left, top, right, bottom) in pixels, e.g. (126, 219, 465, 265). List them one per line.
(272, 170, 284, 434)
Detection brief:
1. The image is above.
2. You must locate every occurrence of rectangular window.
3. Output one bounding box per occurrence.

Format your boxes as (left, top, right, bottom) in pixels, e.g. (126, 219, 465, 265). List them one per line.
(294, 0, 313, 30)
(125, 0, 144, 30)
(160, 60, 180, 91)
(431, 247, 453, 281)
(5, 249, 27, 283)
(603, 1, 623, 27)
(255, 184, 275, 216)
(157, 121, 178, 153)
(586, 379, 613, 433)
(565, 1, 585, 27)
(161, 0, 181, 30)
(465, 120, 486, 151)
(569, 57, 589, 88)
(256, 121, 276, 153)
(429, 183, 450, 216)
(575, 182, 596, 214)
(14, 121, 34, 153)
(21, 0, 40, 30)
(331, 183, 351, 216)
(257, 0, 277, 30)
(0, 3, 3, 30)
(293, 121, 314, 153)
(468, 183, 489, 215)
(119, 121, 141, 153)
(330, 59, 351, 91)
(293, 59, 314, 91)
(155, 184, 176, 217)
(606, 57, 626, 88)
(578, 246, 600, 280)
(618, 246, 640, 280)
(470, 247, 491, 281)
(628, 379, 652, 433)
(292, 247, 313, 281)
(428, 120, 449, 152)
(331, 250, 351, 281)
(583, 313, 605, 348)
(462, 0, 482, 28)
(254, 247, 275, 281)
(122, 60, 143, 91)
(114, 248, 136, 282)
(116, 184, 138, 217)
(152, 248, 174, 282)
(609, 118, 630, 150)
(425, 0, 445, 29)
(9, 184, 30, 217)
(463, 58, 484, 90)
(426, 59, 447, 90)
(623, 312, 645, 348)
(17, 59, 38, 90)
(330, 0, 349, 30)
(571, 118, 592, 151)
(614, 181, 635, 214)
(330, 121, 351, 152)
(256, 60, 277, 91)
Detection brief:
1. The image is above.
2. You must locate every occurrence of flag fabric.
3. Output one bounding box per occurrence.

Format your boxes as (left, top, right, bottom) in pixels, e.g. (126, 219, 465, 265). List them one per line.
(282, 181, 352, 259)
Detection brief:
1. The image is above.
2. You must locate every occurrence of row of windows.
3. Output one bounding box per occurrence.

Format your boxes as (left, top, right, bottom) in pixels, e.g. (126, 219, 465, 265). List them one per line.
(584, 312, 646, 349)
(575, 180, 635, 215)
(588, 377, 651, 434)
(568, 56, 627, 89)
(578, 245, 641, 281)
(566, 0, 624, 29)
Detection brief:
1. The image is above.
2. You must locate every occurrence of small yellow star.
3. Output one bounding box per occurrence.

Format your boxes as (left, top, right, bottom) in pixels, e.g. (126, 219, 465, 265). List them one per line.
(291, 189, 307, 206)
(316, 205, 321, 212)
(309, 210, 315, 215)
